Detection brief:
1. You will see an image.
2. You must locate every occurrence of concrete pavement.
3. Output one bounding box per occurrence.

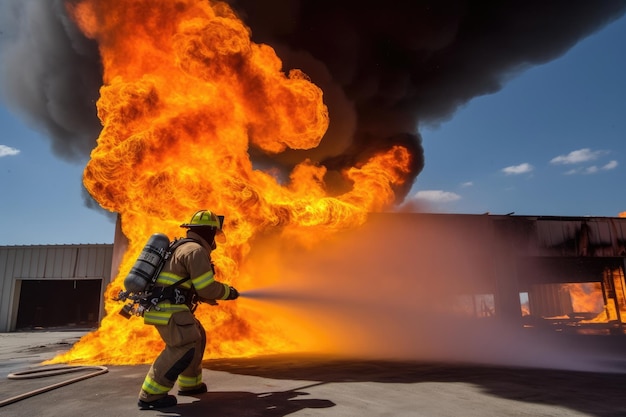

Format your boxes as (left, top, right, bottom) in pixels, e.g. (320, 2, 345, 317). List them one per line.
(1, 329, 626, 416)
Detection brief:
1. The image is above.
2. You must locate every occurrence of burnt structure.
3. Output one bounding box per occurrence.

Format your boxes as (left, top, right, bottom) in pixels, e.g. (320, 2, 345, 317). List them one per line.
(492, 214, 626, 333)
(360, 213, 626, 335)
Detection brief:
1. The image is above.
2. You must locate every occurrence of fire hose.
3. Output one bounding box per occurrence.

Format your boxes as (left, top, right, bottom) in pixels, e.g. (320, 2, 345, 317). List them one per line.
(0, 365, 109, 408)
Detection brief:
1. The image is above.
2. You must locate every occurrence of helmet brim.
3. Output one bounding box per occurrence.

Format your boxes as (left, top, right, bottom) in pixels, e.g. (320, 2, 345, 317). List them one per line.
(180, 224, 224, 235)
(180, 215, 224, 230)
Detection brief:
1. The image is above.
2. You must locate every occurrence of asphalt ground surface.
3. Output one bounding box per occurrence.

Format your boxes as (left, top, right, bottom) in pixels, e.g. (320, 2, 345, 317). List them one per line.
(1, 329, 626, 417)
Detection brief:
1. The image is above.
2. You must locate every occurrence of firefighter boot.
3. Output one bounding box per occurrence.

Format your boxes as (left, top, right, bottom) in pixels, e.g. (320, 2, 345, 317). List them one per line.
(138, 394, 177, 410)
(178, 382, 207, 396)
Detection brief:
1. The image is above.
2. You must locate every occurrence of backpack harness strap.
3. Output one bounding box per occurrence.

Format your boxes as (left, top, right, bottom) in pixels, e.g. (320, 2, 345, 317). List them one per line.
(142, 238, 201, 311)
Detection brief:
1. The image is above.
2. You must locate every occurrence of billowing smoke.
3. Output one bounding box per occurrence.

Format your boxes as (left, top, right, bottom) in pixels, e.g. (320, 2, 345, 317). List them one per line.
(0, 0, 102, 162)
(226, 0, 626, 199)
(1, 0, 625, 202)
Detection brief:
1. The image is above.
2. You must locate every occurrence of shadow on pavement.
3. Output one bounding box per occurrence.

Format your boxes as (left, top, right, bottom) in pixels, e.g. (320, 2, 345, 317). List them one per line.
(205, 354, 626, 417)
(156, 384, 334, 417)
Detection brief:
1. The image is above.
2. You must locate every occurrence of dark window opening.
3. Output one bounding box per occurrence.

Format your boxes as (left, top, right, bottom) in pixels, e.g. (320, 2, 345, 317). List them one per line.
(16, 279, 101, 329)
(454, 294, 496, 318)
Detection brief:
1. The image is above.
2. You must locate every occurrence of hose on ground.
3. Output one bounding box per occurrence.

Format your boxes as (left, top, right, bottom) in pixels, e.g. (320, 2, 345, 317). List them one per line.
(0, 365, 109, 407)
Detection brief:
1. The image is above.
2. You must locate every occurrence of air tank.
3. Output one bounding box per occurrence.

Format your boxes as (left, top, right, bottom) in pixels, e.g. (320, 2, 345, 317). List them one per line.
(123, 233, 171, 293)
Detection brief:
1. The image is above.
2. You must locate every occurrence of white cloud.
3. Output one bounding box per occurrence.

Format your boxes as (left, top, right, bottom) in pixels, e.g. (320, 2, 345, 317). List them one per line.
(502, 163, 533, 175)
(460, 181, 474, 187)
(413, 190, 461, 203)
(550, 148, 606, 165)
(602, 160, 618, 170)
(0, 145, 20, 157)
(562, 160, 617, 175)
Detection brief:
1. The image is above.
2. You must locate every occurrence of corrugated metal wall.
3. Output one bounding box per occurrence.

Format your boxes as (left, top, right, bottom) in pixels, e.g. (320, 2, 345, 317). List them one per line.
(0, 244, 113, 332)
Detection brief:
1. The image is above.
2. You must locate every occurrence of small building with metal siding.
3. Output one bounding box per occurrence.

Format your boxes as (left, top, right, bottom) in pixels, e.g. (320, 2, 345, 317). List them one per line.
(0, 244, 114, 332)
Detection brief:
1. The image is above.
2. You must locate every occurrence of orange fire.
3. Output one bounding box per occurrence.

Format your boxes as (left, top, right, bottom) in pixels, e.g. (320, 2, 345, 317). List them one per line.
(50, 0, 412, 364)
(620, 212, 626, 218)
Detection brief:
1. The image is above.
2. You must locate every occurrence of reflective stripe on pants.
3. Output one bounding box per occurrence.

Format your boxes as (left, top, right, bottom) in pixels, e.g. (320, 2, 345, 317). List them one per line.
(138, 311, 207, 401)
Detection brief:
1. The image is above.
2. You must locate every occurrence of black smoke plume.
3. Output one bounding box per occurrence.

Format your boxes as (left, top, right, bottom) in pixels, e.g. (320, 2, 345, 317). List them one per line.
(1, 0, 625, 202)
(0, 0, 102, 162)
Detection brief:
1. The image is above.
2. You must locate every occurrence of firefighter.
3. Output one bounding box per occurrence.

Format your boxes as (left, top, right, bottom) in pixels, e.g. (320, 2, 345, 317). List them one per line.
(137, 210, 239, 410)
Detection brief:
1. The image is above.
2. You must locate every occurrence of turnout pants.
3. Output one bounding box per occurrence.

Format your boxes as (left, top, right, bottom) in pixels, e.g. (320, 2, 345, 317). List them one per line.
(139, 311, 206, 402)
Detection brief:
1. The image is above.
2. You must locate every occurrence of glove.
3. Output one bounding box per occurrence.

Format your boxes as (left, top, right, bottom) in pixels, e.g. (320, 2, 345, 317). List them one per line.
(225, 286, 239, 300)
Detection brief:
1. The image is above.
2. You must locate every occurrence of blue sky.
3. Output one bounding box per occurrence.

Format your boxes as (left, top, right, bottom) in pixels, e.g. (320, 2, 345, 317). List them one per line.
(1, 13, 625, 246)
(409, 13, 626, 216)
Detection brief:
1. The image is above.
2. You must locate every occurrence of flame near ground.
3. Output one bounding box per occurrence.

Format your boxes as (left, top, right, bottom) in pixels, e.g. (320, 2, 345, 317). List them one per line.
(50, 0, 411, 365)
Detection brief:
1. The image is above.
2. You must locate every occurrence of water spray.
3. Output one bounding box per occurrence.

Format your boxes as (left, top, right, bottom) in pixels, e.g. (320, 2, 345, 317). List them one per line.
(239, 289, 330, 303)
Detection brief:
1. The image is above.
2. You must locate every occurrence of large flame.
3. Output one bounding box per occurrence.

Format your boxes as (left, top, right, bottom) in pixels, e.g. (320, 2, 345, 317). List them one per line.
(51, 0, 412, 364)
